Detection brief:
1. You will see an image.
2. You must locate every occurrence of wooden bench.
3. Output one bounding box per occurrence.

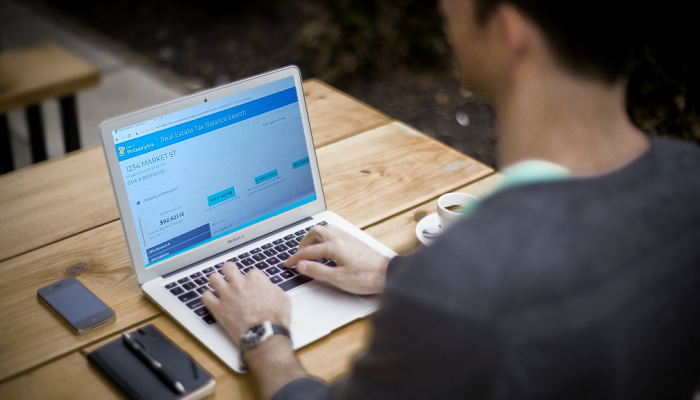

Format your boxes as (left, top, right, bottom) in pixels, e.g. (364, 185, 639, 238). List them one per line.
(0, 42, 100, 173)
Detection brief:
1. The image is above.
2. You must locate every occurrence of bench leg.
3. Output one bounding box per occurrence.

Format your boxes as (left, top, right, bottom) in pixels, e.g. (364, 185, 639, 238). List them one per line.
(59, 95, 81, 153)
(25, 105, 47, 163)
(1, 115, 14, 174)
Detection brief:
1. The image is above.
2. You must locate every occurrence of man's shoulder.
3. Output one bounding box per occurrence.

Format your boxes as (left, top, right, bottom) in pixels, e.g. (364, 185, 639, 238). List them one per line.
(650, 136, 700, 193)
(655, 134, 700, 159)
(388, 137, 700, 315)
(477, 135, 700, 221)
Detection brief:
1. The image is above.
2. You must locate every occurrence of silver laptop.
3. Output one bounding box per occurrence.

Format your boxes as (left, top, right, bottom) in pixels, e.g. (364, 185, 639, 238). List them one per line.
(100, 66, 397, 372)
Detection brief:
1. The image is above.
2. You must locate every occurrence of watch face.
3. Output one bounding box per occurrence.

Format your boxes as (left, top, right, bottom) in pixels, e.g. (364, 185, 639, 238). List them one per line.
(241, 336, 256, 347)
(251, 325, 264, 335)
(241, 325, 266, 347)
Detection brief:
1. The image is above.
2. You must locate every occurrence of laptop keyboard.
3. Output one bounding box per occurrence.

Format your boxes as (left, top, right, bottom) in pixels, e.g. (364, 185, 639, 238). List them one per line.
(163, 221, 333, 326)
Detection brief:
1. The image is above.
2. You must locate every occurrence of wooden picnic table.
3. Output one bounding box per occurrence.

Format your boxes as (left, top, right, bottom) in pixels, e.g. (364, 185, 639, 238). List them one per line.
(0, 79, 501, 399)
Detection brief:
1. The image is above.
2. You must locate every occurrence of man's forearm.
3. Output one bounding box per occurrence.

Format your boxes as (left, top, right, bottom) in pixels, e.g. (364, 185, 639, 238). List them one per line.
(243, 335, 308, 399)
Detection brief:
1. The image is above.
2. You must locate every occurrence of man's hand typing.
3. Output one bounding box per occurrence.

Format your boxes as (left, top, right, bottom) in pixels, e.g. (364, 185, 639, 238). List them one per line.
(202, 263, 305, 399)
(202, 262, 290, 342)
(283, 225, 391, 295)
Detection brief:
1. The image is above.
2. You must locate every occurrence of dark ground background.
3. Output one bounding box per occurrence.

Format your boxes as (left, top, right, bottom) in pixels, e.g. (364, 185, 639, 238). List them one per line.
(40, 0, 698, 169)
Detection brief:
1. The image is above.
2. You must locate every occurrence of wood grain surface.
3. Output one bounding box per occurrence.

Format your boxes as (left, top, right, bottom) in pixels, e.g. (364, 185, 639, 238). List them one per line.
(303, 79, 390, 148)
(0, 80, 390, 263)
(0, 42, 100, 113)
(0, 147, 119, 263)
(319, 122, 493, 228)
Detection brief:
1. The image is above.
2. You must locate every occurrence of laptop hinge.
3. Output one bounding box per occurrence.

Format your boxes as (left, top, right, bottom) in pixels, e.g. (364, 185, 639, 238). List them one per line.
(162, 216, 315, 279)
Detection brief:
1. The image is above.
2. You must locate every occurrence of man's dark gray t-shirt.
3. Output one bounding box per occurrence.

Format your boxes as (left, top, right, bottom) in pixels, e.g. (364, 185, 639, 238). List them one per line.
(274, 136, 700, 400)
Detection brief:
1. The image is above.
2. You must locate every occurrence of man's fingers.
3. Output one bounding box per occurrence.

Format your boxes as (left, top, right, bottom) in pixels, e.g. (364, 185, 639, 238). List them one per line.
(220, 262, 242, 285)
(284, 242, 334, 268)
(208, 271, 227, 292)
(246, 268, 268, 282)
(296, 226, 325, 248)
(296, 260, 335, 282)
(201, 289, 219, 309)
(244, 268, 285, 297)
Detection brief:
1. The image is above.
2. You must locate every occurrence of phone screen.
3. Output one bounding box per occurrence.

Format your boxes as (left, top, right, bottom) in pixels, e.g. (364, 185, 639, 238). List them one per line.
(39, 278, 114, 331)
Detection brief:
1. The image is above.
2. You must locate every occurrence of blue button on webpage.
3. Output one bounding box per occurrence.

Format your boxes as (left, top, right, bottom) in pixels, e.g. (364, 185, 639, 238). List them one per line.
(207, 186, 236, 207)
(292, 157, 310, 169)
(255, 169, 278, 185)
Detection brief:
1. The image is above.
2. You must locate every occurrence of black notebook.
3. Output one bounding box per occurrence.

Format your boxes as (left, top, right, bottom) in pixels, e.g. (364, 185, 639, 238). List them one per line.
(88, 325, 215, 400)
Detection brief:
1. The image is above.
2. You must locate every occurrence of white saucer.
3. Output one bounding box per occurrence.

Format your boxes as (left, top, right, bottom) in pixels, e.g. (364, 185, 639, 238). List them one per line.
(415, 213, 441, 246)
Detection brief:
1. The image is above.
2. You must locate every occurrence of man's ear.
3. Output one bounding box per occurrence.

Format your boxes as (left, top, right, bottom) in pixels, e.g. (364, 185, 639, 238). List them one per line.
(496, 4, 533, 62)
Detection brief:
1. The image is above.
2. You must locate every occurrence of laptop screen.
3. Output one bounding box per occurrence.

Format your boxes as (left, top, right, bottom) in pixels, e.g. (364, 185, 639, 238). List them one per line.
(110, 77, 317, 268)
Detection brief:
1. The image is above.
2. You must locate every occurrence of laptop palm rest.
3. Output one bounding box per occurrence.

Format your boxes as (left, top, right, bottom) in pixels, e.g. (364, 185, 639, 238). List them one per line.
(290, 283, 370, 336)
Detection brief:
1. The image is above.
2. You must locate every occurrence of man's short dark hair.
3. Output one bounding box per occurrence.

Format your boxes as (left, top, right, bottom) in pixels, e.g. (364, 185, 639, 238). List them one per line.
(473, 0, 646, 83)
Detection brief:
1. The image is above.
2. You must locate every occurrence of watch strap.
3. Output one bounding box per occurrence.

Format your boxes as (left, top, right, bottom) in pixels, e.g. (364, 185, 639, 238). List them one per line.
(240, 321, 292, 352)
(271, 323, 291, 339)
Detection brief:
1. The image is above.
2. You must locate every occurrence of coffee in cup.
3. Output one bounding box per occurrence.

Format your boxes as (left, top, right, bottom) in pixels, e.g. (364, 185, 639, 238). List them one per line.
(437, 192, 479, 228)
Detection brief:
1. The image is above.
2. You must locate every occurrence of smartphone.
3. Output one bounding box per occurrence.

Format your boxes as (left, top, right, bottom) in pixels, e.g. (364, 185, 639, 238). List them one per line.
(37, 277, 115, 334)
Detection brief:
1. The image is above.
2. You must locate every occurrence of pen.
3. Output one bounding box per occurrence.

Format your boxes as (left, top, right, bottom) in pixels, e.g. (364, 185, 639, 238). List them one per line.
(122, 332, 185, 394)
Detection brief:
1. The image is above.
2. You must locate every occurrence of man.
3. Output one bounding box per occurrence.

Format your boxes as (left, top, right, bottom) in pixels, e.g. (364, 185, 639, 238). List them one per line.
(202, 0, 700, 398)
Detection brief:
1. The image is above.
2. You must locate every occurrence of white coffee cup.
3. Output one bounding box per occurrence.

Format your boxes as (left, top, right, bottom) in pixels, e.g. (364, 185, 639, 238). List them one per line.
(437, 192, 480, 228)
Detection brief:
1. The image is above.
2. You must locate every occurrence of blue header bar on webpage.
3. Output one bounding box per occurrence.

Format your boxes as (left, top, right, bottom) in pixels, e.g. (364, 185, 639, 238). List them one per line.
(114, 87, 298, 162)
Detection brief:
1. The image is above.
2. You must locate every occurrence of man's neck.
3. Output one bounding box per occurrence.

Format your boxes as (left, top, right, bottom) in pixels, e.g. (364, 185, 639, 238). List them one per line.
(494, 68, 650, 177)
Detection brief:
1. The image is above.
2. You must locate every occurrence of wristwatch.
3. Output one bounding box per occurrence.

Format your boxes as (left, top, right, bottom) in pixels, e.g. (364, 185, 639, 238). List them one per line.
(239, 321, 291, 352)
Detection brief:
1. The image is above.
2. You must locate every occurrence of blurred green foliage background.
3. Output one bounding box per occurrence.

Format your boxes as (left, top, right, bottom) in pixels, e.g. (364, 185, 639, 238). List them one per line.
(297, 0, 698, 143)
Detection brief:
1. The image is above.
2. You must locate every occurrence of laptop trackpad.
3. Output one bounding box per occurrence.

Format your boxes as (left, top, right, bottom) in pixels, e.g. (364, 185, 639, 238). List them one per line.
(291, 283, 370, 336)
